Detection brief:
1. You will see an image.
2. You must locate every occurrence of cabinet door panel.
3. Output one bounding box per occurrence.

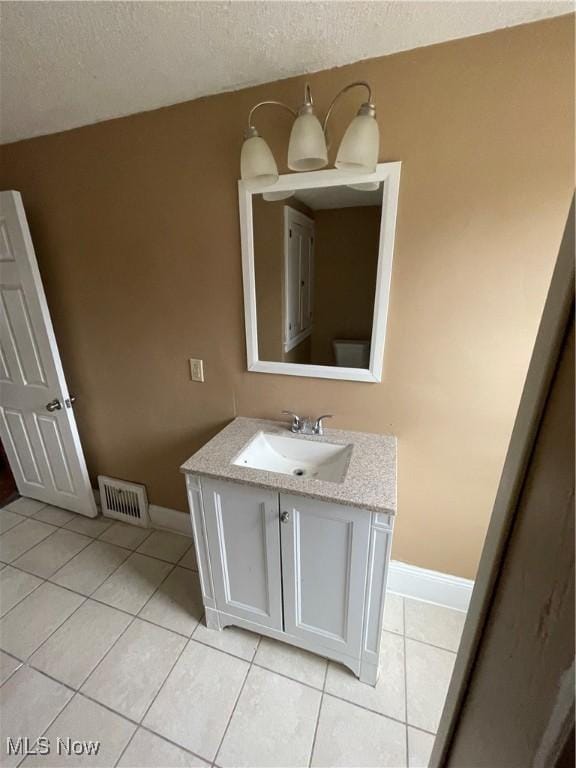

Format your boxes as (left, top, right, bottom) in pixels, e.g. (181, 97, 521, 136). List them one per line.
(280, 493, 371, 656)
(202, 478, 283, 630)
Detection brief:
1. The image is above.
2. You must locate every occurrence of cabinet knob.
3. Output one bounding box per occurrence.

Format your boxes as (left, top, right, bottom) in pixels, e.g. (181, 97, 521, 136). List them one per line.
(280, 510, 290, 523)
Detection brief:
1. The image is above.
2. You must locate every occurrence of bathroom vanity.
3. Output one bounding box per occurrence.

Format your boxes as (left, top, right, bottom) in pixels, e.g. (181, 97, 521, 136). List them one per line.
(181, 417, 396, 685)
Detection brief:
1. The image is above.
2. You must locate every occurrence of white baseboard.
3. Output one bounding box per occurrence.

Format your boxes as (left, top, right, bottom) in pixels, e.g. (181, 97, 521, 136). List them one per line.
(387, 560, 473, 612)
(148, 504, 192, 537)
(92, 487, 191, 538)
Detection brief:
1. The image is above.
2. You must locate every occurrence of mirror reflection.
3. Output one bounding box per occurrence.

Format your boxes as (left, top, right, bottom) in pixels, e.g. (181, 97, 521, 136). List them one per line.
(253, 183, 382, 368)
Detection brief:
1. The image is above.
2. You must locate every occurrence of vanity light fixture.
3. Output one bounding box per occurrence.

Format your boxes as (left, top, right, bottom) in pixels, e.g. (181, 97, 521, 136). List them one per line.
(240, 81, 379, 187)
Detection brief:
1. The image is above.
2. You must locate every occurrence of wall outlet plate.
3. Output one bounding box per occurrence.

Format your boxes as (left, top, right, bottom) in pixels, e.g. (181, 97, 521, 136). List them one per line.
(189, 358, 204, 382)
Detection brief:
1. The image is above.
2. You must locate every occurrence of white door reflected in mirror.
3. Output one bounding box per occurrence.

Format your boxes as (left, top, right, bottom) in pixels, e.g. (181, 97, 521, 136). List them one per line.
(239, 163, 401, 382)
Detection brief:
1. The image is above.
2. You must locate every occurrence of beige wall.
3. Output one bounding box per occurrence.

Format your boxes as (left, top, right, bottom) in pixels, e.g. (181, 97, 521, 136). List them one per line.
(312, 206, 380, 365)
(0, 16, 573, 579)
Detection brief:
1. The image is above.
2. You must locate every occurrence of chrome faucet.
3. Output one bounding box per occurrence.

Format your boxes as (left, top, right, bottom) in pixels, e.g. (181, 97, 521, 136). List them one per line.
(281, 411, 333, 436)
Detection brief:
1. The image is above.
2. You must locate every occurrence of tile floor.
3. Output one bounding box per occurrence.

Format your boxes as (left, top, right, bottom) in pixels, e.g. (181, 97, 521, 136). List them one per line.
(0, 497, 466, 767)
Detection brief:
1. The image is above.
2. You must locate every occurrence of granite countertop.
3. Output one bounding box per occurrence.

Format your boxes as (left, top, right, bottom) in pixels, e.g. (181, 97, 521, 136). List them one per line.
(180, 417, 397, 514)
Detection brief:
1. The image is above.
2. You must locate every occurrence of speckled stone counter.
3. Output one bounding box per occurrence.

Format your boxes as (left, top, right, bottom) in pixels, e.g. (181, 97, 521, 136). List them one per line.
(180, 417, 397, 514)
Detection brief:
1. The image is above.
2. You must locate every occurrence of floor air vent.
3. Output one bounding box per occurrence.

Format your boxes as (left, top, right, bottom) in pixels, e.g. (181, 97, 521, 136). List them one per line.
(97, 476, 150, 527)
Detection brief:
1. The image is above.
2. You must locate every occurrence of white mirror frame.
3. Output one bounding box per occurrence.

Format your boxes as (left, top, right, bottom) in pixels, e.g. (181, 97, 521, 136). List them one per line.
(238, 161, 401, 382)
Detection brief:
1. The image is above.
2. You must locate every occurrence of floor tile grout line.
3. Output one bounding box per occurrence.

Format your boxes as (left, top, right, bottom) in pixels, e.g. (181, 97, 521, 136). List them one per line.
(55, 538, 197, 586)
(1, 500, 49, 519)
(113, 716, 139, 768)
(31, 509, 76, 527)
(25, 661, 81, 695)
(96, 528, 154, 559)
(2, 560, 204, 641)
(2, 505, 195, 561)
(188, 629, 258, 662)
(134, 553, 179, 623)
(403, 634, 458, 656)
(0, 512, 28, 535)
(2, 524, 197, 576)
(73, 689, 142, 726)
(403, 596, 410, 766)
(37, 539, 134, 597)
(77, 608, 141, 696)
(383, 626, 459, 656)
(0, 523, 61, 569)
(10, 529, 96, 582)
(1, 511, 193, 569)
(22, 591, 89, 667)
(25, 602, 168, 694)
(308, 661, 328, 767)
(138, 722, 214, 765)
(322, 690, 413, 731)
(249, 658, 328, 693)
(0, 572, 87, 641)
(134, 534, 194, 564)
(212, 634, 262, 766)
(13, 674, 77, 768)
(0, 565, 46, 621)
(409, 723, 439, 738)
(131, 613, 228, 765)
(135, 620, 192, 727)
(0, 654, 23, 688)
(0, 647, 27, 668)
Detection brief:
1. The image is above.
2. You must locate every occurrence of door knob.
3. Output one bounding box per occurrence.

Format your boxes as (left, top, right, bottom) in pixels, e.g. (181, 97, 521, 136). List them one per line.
(45, 398, 62, 412)
(280, 510, 290, 523)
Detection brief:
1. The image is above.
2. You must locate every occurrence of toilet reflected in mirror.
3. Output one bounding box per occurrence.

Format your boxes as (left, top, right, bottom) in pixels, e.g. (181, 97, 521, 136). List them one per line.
(333, 339, 371, 368)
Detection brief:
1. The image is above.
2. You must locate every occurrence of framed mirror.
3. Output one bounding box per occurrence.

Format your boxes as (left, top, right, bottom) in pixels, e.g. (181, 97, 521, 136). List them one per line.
(238, 162, 401, 382)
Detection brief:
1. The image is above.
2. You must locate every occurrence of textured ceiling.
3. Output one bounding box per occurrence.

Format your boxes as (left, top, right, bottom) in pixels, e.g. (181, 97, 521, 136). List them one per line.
(0, 1, 571, 144)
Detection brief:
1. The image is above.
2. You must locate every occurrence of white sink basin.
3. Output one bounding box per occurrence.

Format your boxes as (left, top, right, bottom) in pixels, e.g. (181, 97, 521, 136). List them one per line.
(233, 431, 352, 483)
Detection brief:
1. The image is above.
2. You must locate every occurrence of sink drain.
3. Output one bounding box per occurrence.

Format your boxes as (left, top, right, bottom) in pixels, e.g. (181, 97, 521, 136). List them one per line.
(293, 468, 306, 477)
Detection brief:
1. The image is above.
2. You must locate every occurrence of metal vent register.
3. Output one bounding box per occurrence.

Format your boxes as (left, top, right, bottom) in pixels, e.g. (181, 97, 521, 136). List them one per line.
(97, 476, 150, 527)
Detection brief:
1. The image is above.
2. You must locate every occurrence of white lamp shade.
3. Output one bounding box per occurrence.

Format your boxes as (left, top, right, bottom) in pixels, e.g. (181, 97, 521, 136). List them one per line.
(262, 189, 294, 201)
(287, 113, 328, 171)
(347, 181, 381, 191)
(241, 135, 278, 187)
(335, 113, 379, 173)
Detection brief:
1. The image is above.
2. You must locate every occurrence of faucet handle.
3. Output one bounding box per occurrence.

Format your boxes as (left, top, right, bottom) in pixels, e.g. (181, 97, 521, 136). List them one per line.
(314, 414, 333, 435)
(281, 410, 301, 432)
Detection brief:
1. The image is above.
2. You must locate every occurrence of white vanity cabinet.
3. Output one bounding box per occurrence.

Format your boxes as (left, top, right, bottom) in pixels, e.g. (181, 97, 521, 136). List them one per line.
(186, 473, 394, 685)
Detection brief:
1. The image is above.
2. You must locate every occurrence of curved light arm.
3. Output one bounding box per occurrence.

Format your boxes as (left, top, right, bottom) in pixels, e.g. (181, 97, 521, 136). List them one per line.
(246, 101, 298, 136)
(322, 81, 373, 145)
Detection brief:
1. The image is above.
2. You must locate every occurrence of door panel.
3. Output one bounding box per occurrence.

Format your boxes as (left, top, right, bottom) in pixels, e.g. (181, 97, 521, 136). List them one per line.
(280, 492, 371, 656)
(202, 478, 283, 629)
(2, 408, 43, 485)
(0, 191, 96, 515)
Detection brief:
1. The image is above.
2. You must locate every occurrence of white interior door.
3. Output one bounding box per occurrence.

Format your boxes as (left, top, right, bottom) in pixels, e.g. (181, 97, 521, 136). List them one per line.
(0, 191, 97, 516)
(283, 207, 315, 352)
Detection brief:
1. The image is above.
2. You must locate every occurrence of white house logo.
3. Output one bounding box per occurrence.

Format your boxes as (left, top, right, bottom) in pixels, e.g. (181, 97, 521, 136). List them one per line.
(6, 737, 101, 757)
